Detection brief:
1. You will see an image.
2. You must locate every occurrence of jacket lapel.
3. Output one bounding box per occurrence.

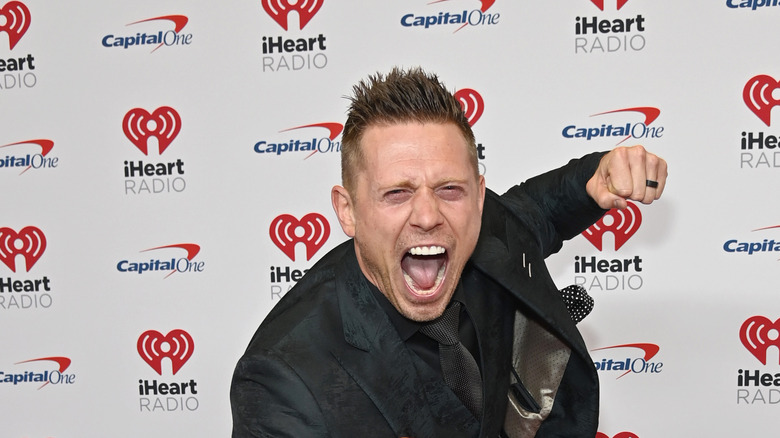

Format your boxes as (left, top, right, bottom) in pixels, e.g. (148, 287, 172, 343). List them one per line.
(460, 267, 514, 438)
(471, 229, 590, 363)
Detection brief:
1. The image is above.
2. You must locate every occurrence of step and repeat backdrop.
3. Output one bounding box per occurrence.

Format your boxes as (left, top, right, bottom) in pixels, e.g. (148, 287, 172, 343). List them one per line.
(2, 0, 779, 437)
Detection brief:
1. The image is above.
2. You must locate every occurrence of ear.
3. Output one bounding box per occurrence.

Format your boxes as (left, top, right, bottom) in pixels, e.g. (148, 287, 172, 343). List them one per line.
(477, 174, 486, 215)
(331, 185, 356, 237)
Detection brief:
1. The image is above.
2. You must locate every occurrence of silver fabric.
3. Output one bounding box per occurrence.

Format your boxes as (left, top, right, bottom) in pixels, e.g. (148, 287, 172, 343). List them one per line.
(503, 310, 571, 438)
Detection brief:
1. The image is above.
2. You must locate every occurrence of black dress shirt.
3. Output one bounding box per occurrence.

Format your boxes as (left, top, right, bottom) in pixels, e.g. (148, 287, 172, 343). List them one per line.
(366, 278, 482, 378)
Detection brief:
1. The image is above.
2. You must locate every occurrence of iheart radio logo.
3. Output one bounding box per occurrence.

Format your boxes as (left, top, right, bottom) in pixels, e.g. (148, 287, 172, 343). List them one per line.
(596, 433, 639, 438)
(582, 202, 642, 251)
(122, 106, 182, 155)
(262, 0, 323, 30)
(0, 226, 46, 272)
(0, 1, 31, 50)
(744, 75, 780, 126)
(590, 0, 630, 10)
(137, 329, 194, 375)
(740, 316, 780, 365)
(270, 213, 330, 261)
(454, 88, 484, 127)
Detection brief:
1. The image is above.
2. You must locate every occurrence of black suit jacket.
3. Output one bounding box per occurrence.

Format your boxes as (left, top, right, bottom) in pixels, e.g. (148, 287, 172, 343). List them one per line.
(231, 153, 606, 438)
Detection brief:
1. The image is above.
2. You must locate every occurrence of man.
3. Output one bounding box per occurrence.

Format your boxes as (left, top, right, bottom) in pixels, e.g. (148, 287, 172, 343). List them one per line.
(231, 67, 667, 437)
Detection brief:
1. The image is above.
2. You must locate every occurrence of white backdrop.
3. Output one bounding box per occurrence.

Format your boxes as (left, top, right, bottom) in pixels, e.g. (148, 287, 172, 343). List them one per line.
(2, 1, 780, 437)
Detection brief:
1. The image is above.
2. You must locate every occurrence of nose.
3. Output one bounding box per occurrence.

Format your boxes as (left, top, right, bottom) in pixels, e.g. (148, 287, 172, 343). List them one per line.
(410, 189, 444, 231)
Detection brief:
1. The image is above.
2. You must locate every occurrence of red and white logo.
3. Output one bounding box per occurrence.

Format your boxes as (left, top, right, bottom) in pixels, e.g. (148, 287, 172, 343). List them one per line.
(590, 0, 630, 10)
(137, 329, 194, 375)
(592, 342, 661, 379)
(596, 433, 639, 438)
(0, 139, 55, 174)
(122, 106, 182, 155)
(454, 88, 484, 127)
(740, 316, 780, 365)
(744, 75, 780, 126)
(128, 15, 188, 52)
(262, 0, 323, 31)
(14, 356, 72, 390)
(0, 1, 31, 50)
(582, 202, 642, 251)
(0, 226, 46, 272)
(143, 243, 200, 278)
(270, 213, 330, 261)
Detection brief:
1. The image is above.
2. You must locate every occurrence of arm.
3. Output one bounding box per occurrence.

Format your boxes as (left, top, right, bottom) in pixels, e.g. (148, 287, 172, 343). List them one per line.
(500, 151, 608, 257)
(231, 351, 330, 438)
(500, 146, 667, 257)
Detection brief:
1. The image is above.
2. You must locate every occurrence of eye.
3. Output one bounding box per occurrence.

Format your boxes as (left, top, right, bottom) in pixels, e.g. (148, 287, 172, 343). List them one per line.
(384, 189, 412, 203)
(437, 185, 465, 201)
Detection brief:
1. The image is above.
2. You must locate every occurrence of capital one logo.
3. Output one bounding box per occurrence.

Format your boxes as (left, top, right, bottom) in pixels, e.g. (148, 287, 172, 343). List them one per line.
(0, 226, 46, 272)
(740, 316, 780, 365)
(262, 0, 323, 30)
(0, 139, 55, 175)
(11, 356, 72, 390)
(137, 329, 194, 375)
(454, 88, 484, 127)
(122, 106, 181, 155)
(589, 0, 631, 10)
(592, 342, 661, 379)
(744, 75, 780, 126)
(0, 1, 31, 50)
(438, 0, 496, 12)
(582, 202, 642, 251)
(270, 213, 329, 261)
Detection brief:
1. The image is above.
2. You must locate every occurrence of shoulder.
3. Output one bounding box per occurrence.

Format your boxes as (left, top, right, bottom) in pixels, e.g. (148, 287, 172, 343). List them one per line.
(243, 241, 353, 355)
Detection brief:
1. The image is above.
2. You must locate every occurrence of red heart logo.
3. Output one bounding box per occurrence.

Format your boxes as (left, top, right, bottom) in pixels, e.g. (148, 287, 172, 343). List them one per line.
(0, 1, 31, 50)
(0, 226, 46, 272)
(740, 316, 780, 365)
(270, 213, 330, 261)
(454, 88, 484, 127)
(590, 0, 630, 11)
(261, 0, 323, 31)
(582, 202, 642, 251)
(122, 106, 181, 155)
(744, 75, 780, 126)
(137, 329, 194, 375)
(596, 433, 639, 438)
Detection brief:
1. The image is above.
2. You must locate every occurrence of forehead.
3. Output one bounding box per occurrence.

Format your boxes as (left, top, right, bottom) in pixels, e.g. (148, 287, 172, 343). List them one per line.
(359, 122, 472, 171)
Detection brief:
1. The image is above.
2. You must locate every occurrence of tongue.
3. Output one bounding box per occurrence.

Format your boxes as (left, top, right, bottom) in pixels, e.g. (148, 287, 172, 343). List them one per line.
(401, 254, 444, 290)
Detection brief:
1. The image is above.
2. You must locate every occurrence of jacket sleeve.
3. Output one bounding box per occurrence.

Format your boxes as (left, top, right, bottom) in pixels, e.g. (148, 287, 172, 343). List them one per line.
(231, 350, 330, 438)
(498, 151, 608, 258)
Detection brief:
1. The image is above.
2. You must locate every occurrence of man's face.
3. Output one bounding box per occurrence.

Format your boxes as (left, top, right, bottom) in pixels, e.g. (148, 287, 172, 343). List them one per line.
(332, 122, 485, 322)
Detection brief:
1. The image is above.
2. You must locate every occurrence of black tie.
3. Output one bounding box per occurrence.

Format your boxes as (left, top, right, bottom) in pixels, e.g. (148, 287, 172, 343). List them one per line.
(420, 302, 483, 419)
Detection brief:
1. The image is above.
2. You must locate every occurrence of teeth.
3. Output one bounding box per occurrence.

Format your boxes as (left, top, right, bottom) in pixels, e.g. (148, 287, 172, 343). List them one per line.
(409, 246, 445, 256)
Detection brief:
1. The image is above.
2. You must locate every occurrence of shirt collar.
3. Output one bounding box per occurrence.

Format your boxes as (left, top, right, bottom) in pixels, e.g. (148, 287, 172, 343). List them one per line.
(366, 277, 467, 341)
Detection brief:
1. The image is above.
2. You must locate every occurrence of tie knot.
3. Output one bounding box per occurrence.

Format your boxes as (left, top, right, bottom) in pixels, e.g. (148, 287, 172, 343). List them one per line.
(420, 302, 461, 346)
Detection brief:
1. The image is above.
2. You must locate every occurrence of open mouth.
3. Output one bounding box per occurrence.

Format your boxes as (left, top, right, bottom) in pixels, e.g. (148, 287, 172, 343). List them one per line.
(401, 245, 447, 296)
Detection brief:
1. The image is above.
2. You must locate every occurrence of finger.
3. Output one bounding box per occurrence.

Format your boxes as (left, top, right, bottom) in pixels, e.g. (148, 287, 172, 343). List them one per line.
(626, 145, 650, 203)
(640, 153, 668, 204)
(652, 157, 668, 200)
(601, 175, 629, 210)
(605, 147, 634, 199)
